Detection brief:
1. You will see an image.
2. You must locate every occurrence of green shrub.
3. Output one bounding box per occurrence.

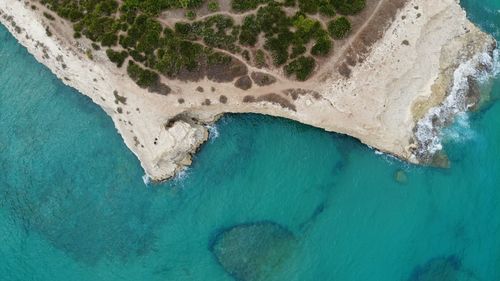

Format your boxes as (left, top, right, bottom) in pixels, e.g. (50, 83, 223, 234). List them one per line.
(106, 49, 128, 67)
(129, 49, 146, 62)
(232, 0, 270, 12)
(155, 40, 204, 76)
(311, 37, 332, 56)
(185, 10, 196, 20)
(264, 36, 290, 66)
(331, 0, 365, 15)
(292, 15, 321, 44)
(298, 0, 318, 14)
(318, 3, 336, 17)
(242, 50, 251, 61)
(255, 50, 266, 67)
(91, 43, 101, 50)
(43, 12, 55, 20)
(328, 16, 351, 39)
(239, 15, 260, 46)
(256, 3, 289, 36)
(86, 49, 93, 60)
(207, 52, 231, 65)
(127, 61, 159, 88)
(208, 1, 219, 12)
(285, 56, 316, 81)
(290, 45, 306, 59)
(101, 33, 118, 46)
(175, 22, 192, 35)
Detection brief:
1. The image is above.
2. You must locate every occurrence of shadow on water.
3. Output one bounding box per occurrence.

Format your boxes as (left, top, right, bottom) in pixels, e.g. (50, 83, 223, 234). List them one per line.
(408, 255, 480, 281)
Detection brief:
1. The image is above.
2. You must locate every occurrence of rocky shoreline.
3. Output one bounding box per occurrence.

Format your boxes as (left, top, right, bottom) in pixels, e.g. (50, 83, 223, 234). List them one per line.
(412, 45, 498, 166)
(1, 0, 496, 182)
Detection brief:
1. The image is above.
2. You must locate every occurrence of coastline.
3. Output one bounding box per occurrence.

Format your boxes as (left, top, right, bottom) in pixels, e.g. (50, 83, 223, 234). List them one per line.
(0, 0, 496, 182)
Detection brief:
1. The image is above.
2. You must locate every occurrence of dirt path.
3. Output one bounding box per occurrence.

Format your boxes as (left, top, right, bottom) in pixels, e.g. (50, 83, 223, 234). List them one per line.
(313, 0, 389, 81)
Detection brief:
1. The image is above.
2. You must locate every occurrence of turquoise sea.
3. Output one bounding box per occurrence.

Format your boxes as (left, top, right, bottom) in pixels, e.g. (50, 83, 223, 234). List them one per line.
(1, 1, 499, 280)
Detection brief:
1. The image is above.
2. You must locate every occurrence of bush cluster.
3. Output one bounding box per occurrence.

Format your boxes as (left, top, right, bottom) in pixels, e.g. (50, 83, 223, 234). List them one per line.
(208, 1, 219, 12)
(238, 4, 333, 67)
(311, 37, 332, 56)
(122, 0, 204, 16)
(40, 0, 365, 85)
(331, 0, 365, 15)
(175, 15, 240, 53)
(106, 49, 128, 67)
(127, 61, 159, 88)
(231, 0, 271, 12)
(285, 56, 316, 81)
(328, 16, 351, 39)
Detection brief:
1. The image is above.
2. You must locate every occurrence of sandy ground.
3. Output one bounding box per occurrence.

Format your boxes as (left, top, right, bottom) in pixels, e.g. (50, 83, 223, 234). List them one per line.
(0, 0, 496, 182)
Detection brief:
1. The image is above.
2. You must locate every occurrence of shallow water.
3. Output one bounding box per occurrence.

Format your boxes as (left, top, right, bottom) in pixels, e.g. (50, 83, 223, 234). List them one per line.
(1, 1, 499, 280)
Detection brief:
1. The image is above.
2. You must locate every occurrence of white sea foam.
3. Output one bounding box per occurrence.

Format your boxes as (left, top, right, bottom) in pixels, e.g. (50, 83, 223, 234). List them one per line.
(441, 113, 476, 143)
(143, 168, 189, 186)
(172, 167, 190, 184)
(206, 124, 219, 141)
(142, 174, 151, 186)
(492, 48, 500, 76)
(413, 47, 500, 160)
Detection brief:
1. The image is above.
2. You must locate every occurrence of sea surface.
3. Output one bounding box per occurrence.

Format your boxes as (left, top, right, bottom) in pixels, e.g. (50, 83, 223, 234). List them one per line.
(1, 1, 500, 280)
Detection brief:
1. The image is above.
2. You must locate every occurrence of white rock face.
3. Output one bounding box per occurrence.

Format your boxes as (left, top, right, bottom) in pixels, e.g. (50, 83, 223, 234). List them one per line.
(0, 0, 496, 181)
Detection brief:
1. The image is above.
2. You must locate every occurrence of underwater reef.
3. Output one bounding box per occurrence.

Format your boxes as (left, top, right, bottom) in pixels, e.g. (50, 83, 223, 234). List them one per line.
(210, 221, 296, 281)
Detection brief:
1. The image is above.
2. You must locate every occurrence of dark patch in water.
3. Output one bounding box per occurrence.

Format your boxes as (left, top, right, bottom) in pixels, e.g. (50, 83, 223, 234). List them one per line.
(299, 202, 326, 232)
(330, 133, 362, 174)
(0, 181, 165, 265)
(209, 221, 296, 281)
(408, 255, 479, 281)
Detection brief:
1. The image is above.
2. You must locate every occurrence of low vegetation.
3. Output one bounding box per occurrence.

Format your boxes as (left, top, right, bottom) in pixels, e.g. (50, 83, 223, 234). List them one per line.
(106, 49, 128, 67)
(328, 16, 352, 39)
(40, 0, 365, 86)
(285, 56, 316, 81)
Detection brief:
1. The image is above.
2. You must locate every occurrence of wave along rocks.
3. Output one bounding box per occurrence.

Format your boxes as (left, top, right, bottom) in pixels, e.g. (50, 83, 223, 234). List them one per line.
(413, 48, 499, 163)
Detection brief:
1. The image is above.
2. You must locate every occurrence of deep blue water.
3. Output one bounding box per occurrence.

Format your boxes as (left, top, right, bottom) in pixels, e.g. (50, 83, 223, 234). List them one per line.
(1, 1, 499, 280)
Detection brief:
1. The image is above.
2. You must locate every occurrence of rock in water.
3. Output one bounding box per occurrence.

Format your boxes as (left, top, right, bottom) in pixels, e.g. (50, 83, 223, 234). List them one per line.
(210, 221, 296, 281)
(408, 255, 479, 281)
(394, 169, 408, 184)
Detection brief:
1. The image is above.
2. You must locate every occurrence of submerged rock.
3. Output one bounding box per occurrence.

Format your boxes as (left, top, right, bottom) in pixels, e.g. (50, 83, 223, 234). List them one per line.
(210, 221, 296, 281)
(431, 152, 450, 169)
(408, 255, 479, 281)
(394, 169, 408, 184)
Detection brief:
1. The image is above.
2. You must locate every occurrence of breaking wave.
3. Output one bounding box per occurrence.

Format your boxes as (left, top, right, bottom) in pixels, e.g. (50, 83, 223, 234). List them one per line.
(441, 113, 476, 144)
(171, 167, 190, 187)
(413, 47, 500, 161)
(206, 124, 219, 141)
(142, 174, 151, 186)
